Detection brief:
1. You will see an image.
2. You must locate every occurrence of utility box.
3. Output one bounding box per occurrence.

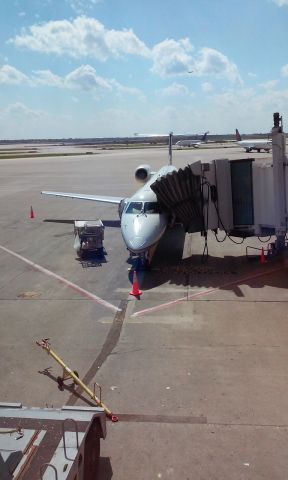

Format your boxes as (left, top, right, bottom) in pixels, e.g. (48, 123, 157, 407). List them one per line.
(74, 220, 105, 258)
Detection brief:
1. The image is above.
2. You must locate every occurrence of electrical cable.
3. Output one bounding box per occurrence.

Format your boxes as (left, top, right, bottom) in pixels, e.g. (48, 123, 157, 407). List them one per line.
(214, 230, 227, 242)
(200, 179, 210, 263)
(204, 177, 246, 245)
(257, 235, 272, 243)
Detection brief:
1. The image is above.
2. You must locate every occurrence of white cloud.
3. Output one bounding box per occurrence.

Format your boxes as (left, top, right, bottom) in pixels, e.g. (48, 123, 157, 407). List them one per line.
(201, 82, 213, 92)
(65, 64, 112, 91)
(66, 0, 101, 14)
(0, 63, 145, 100)
(281, 64, 288, 76)
(259, 79, 279, 89)
(64, 66, 144, 99)
(7, 17, 241, 84)
(8, 16, 150, 60)
(32, 69, 63, 87)
(271, 0, 288, 5)
(210, 86, 288, 132)
(0, 65, 31, 85)
(160, 82, 191, 96)
(109, 79, 145, 100)
(151, 38, 194, 77)
(150, 39, 241, 83)
(2, 102, 46, 118)
(196, 48, 242, 83)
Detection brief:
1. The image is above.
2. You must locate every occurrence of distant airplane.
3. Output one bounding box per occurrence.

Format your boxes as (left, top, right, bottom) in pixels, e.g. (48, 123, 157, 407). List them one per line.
(235, 129, 272, 153)
(175, 131, 209, 149)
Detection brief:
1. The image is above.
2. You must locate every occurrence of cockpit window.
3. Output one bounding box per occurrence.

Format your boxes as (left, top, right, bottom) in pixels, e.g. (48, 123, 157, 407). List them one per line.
(125, 202, 143, 214)
(144, 202, 162, 214)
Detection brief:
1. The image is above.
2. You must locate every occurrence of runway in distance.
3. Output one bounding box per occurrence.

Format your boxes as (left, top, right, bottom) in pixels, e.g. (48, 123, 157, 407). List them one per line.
(236, 128, 272, 153)
(42, 163, 177, 264)
(175, 131, 209, 148)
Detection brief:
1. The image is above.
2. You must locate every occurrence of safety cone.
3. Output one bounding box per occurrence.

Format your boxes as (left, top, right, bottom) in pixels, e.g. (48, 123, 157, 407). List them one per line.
(259, 247, 267, 264)
(30, 206, 35, 219)
(129, 270, 142, 296)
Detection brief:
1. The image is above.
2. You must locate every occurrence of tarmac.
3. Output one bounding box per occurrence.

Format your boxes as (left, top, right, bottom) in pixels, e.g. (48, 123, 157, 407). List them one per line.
(0, 143, 288, 479)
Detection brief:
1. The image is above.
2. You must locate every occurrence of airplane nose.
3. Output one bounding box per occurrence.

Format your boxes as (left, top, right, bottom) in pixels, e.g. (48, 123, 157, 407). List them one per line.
(121, 216, 154, 253)
(121, 212, 168, 254)
(126, 235, 147, 251)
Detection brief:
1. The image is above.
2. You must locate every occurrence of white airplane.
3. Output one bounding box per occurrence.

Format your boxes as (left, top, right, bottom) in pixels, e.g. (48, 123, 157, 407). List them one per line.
(42, 162, 177, 265)
(42, 133, 178, 264)
(236, 129, 272, 153)
(176, 131, 209, 149)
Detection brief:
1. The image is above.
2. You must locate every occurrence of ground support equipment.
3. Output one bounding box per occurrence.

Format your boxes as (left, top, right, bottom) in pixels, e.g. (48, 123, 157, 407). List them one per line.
(36, 339, 118, 422)
(0, 402, 106, 480)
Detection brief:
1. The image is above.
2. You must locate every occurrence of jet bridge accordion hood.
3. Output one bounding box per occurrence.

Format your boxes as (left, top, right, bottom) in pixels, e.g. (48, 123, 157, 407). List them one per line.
(150, 164, 204, 233)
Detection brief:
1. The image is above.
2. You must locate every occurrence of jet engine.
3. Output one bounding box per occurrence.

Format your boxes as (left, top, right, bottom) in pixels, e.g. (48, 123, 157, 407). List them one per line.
(135, 164, 152, 184)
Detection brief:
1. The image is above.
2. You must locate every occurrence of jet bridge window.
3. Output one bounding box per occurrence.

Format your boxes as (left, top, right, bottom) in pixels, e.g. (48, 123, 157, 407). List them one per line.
(144, 202, 162, 214)
(125, 202, 143, 214)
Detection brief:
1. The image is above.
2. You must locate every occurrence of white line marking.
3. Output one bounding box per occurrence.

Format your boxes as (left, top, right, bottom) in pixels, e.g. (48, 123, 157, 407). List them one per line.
(131, 264, 285, 317)
(0, 244, 121, 313)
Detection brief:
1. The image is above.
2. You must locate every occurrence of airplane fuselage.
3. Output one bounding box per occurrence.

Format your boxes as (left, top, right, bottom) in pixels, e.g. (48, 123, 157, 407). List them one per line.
(237, 140, 272, 153)
(176, 140, 201, 148)
(120, 165, 177, 255)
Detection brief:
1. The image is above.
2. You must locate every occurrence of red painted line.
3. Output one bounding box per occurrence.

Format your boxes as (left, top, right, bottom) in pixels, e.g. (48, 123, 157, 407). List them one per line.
(0, 244, 121, 313)
(131, 263, 285, 317)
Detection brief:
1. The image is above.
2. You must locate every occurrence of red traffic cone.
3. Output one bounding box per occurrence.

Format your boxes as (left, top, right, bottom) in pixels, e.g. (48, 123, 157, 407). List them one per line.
(30, 206, 35, 219)
(259, 247, 267, 264)
(129, 270, 142, 296)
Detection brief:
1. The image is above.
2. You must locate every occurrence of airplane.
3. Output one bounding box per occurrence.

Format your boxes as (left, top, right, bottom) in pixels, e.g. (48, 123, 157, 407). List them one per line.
(235, 128, 272, 153)
(42, 160, 177, 265)
(175, 131, 209, 149)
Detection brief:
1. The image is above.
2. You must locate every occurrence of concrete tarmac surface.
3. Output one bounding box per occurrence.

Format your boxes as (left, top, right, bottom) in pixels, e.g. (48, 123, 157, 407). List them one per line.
(0, 143, 288, 479)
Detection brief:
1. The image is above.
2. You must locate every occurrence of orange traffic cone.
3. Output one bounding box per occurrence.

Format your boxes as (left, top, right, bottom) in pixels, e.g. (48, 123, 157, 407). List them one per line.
(129, 270, 142, 296)
(259, 247, 267, 264)
(30, 206, 35, 219)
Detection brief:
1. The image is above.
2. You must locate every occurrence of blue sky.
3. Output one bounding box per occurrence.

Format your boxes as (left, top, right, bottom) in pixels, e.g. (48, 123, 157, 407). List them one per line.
(0, 0, 288, 139)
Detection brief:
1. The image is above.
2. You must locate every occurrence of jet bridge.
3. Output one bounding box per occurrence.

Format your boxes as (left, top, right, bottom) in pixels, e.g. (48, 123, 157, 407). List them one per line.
(150, 163, 204, 233)
(151, 112, 288, 251)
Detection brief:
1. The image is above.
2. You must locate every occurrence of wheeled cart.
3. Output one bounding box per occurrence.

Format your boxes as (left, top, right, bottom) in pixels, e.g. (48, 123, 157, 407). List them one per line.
(73, 220, 105, 258)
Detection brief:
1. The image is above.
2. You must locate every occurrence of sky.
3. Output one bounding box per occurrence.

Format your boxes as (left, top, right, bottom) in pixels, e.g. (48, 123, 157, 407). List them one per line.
(1, 0, 288, 139)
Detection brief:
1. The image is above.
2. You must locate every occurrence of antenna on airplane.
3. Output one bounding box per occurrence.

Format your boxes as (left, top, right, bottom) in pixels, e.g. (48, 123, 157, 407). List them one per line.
(169, 132, 173, 165)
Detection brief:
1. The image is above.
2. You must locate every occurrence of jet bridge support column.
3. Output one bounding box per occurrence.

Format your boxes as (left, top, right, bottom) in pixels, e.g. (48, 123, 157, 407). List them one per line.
(272, 112, 287, 250)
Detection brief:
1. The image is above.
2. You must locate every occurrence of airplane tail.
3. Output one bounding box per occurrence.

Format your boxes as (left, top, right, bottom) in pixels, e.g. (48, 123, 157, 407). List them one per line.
(235, 129, 242, 141)
(201, 131, 209, 142)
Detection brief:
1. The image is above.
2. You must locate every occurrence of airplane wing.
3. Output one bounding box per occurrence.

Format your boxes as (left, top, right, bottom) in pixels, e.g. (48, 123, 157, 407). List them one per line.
(41, 191, 123, 204)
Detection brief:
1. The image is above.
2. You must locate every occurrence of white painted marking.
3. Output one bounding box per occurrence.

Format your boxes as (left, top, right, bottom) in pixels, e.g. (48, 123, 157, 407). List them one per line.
(0, 244, 121, 313)
(131, 264, 285, 317)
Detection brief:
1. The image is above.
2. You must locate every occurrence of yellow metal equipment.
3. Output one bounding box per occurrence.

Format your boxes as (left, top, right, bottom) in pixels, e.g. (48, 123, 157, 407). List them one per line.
(36, 338, 118, 422)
